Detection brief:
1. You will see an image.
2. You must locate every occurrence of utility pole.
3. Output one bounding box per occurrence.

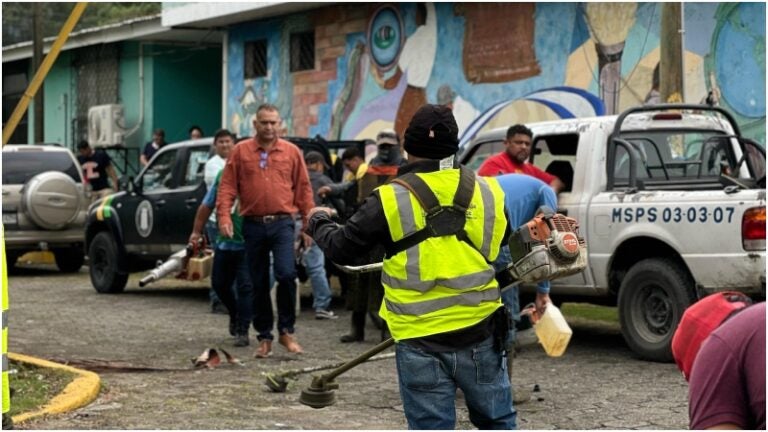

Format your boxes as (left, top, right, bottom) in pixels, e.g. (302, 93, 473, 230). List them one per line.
(660, 3, 683, 103)
(33, 3, 44, 143)
(3, 3, 88, 146)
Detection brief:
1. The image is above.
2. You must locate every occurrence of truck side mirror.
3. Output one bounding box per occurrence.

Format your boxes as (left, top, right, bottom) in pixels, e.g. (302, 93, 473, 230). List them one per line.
(125, 176, 142, 195)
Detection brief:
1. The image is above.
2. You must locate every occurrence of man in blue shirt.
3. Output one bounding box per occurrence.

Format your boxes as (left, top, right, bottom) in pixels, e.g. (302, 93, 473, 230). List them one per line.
(189, 170, 253, 347)
(493, 173, 557, 334)
(491, 173, 558, 403)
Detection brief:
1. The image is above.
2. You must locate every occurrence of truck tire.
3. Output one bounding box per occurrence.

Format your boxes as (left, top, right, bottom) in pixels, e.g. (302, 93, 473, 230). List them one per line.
(618, 258, 695, 362)
(54, 248, 84, 273)
(89, 231, 128, 293)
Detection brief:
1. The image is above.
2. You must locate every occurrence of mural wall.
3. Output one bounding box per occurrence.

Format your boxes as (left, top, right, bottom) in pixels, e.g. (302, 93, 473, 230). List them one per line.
(226, 2, 766, 146)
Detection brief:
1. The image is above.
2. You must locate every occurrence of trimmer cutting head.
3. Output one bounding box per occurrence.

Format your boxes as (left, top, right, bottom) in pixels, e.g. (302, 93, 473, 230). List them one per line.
(264, 373, 289, 393)
(299, 377, 338, 408)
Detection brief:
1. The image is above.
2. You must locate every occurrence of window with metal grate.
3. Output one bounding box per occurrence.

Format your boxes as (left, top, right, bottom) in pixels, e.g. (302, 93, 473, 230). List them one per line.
(290, 31, 315, 72)
(244, 40, 267, 79)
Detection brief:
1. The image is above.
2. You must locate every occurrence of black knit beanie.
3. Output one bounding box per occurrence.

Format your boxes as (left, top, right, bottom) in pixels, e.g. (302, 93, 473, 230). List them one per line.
(403, 104, 459, 160)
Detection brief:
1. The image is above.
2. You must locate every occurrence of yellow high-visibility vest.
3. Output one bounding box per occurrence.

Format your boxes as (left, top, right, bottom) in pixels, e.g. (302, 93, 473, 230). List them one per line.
(377, 169, 507, 341)
(2, 224, 9, 415)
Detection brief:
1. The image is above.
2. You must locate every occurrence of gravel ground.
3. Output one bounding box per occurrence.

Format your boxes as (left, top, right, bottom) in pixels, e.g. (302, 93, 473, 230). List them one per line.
(7, 263, 689, 429)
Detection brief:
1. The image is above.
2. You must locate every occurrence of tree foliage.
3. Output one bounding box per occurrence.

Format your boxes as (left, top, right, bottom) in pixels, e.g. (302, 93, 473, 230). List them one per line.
(2, 3, 161, 47)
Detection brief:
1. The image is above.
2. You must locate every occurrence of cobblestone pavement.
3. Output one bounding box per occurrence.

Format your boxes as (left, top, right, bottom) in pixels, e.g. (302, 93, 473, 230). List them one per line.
(7, 264, 689, 429)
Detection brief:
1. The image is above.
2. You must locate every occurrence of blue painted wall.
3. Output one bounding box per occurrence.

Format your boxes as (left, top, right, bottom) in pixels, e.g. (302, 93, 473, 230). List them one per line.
(224, 2, 765, 145)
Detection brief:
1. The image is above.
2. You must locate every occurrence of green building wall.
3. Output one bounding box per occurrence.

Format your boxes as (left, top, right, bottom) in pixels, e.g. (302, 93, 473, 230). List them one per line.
(35, 41, 222, 158)
(42, 51, 74, 147)
(150, 44, 222, 143)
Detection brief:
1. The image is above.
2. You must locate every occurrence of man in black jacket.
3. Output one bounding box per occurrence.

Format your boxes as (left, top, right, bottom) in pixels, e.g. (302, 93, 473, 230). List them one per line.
(307, 105, 516, 429)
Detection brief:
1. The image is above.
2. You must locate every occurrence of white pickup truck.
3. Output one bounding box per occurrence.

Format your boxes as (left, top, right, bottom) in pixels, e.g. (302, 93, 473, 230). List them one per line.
(460, 104, 766, 361)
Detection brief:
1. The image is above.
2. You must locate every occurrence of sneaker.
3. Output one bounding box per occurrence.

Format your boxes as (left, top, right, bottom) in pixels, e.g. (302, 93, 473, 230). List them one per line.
(254, 339, 273, 358)
(234, 334, 249, 347)
(278, 333, 304, 354)
(315, 309, 338, 320)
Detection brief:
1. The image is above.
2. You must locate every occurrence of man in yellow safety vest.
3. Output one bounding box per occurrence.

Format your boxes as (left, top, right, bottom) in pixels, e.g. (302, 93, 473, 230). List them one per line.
(308, 104, 519, 429)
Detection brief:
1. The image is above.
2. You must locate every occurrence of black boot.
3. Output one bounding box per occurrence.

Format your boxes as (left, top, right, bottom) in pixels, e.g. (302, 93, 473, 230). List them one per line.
(340, 311, 366, 343)
(233, 320, 250, 347)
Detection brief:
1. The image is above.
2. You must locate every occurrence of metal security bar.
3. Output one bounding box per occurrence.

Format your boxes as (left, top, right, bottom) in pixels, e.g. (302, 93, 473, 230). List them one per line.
(245, 39, 267, 78)
(74, 44, 119, 146)
(290, 31, 315, 72)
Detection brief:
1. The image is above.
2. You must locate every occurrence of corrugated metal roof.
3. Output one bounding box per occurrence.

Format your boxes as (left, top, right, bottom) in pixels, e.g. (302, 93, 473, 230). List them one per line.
(2, 14, 222, 63)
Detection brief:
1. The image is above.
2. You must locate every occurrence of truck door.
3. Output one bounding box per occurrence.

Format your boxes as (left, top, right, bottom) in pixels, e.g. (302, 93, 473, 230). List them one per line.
(530, 129, 595, 289)
(158, 145, 210, 250)
(123, 146, 184, 258)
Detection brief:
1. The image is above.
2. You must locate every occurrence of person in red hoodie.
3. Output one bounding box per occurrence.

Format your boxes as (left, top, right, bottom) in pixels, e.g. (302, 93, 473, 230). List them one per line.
(477, 124, 565, 193)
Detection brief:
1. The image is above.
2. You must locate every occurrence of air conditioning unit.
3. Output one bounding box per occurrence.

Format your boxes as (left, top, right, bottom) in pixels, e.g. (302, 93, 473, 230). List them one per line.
(87, 104, 125, 147)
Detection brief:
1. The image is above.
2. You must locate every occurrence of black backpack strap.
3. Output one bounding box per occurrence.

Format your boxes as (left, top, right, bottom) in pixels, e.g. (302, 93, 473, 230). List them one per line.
(385, 227, 432, 258)
(452, 166, 475, 212)
(386, 175, 438, 258)
(385, 168, 481, 258)
(390, 167, 475, 214)
(453, 167, 485, 258)
(390, 174, 441, 214)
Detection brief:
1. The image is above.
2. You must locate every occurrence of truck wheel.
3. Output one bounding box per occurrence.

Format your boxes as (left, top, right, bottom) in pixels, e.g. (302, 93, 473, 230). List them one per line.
(54, 248, 84, 273)
(89, 231, 128, 293)
(618, 258, 695, 362)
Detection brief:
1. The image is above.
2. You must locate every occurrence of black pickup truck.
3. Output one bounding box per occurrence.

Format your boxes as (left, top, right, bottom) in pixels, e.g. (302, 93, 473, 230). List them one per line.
(84, 135, 371, 293)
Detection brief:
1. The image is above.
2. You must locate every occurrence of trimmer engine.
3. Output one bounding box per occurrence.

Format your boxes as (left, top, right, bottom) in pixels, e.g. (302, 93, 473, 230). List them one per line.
(506, 212, 587, 284)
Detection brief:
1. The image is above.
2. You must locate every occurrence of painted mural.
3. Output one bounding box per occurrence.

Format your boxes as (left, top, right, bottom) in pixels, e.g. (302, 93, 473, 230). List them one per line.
(226, 2, 766, 146)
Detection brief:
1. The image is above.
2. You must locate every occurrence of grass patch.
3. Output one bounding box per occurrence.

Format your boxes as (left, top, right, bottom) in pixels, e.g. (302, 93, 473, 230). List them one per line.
(7, 360, 76, 417)
(561, 302, 619, 323)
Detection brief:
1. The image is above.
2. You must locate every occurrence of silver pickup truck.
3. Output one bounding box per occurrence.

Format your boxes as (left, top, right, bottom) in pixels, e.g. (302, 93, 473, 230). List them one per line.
(461, 104, 766, 361)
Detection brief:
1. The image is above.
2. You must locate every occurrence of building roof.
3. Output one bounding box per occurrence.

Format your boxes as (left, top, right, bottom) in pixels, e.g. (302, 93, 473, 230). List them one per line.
(2, 14, 222, 63)
(161, 2, 330, 28)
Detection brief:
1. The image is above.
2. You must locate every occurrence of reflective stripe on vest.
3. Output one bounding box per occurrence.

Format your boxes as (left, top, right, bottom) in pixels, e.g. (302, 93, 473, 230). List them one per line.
(382, 267, 495, 294)
(476, 177, 497, 258)
(385, 286, 500, 316)
(377, 170, 507, 341)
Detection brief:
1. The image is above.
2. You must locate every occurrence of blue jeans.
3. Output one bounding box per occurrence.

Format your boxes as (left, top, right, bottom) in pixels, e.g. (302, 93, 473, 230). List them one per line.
(206, 221, 222, 304)
(211, 248, 253, 333)
(502, 285, 520, 346)
(243, 218, 297, 340)
(495, 245, 520, 346)
(303, 242, 332, 311)
(395, 336, 516, 430)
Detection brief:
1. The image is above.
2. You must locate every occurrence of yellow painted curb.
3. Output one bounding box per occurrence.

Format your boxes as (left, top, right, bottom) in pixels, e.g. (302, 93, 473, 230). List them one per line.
(8, 352, 101, 424)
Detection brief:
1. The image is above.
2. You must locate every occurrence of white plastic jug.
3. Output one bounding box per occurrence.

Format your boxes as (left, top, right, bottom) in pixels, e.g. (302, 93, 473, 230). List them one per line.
(533, 302, 573, 357)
